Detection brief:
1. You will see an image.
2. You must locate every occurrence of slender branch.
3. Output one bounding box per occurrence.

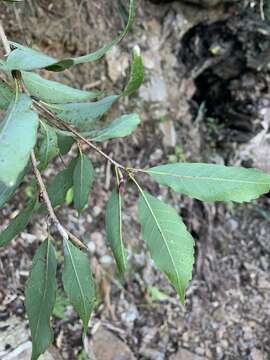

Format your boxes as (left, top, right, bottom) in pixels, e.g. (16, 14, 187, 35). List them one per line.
(31, 150, 87, 250)
(33, 100, 126, 171)
(260, 0, 265, 21)
(0, 20, 10, 55)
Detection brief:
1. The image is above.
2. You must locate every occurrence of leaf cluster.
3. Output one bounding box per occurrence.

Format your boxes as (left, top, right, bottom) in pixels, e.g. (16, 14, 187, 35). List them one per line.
(1, 1, 270, 359)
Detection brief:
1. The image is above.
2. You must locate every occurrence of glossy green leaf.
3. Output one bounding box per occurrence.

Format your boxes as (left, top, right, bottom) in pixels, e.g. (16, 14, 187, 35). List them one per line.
(57, 133, 74, 155)
(0, 94, 38, 188)
(62, 239, 96, 334)
(73, 0, 135, 65)
(87, 113, 140, 142)
(0, 198, 36, 247)
(106, 188, 127, 274)
(146, 163, 270, 203)
(138, 191, 194, 304)
(0, 167, 27, 209)
(123, 46, 144, 96)
(38, 123, 59, 170)
(25, 239, 57, 360)
(22, 71, 100, 104)
(46, 158, 76, 209)
(48, 95, 119, 130)
(7, 0, 135, 71)
(0, 79, 14, 109)
(73, 154, 95, 213)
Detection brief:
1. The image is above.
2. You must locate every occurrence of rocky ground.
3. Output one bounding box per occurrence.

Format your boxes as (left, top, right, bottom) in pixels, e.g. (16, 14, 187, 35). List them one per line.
(0, 0, 270, 359)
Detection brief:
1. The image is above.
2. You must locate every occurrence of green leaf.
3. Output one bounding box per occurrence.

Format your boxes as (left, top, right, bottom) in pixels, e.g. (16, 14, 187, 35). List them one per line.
(25, 238, 57, 360)
(138, 191, 194, 304)
(73, 154, 95, 213)
(46, 158, 76, 208)
(0, 167, 27, 209)
(73, 0, 136, 65)
(7, 0, 135, 71)
(7, 42, 73, 72)
(87, 113, 140, 142)
(57, 133, 74, 155)
(48, 95, 119, 130)
(146, 163, 270, 203)
(106, 188, 127, 274)
(0, 198, 36, 247)
(123, 46, 144, 96)
(22, 71, 100, 104)
(0, 59, 9, 73)
(53, 290, 69, 320)
(148, 286, 170, 302)
(62, 239, 96, 334)
(0, 79, 14, 109)
(37, 123, 59, 170)
(0, 93, 39, 188)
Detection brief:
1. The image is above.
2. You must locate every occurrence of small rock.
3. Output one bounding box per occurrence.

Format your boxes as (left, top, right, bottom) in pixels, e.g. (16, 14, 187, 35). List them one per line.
(2, 340, 61, 360)
(250, 348, 265, 360)
(141, 348, 165, 360)
(224, 218, 238, 232)
(150, 149, 163, 163)
(90, 326, 136, 360)
(120, 304, 139, 329)
(100, 255, 113, 268)
(140, 75, 168, 102)
(87, 241, 96, 254)
(170, 348, 204, 360)
(106, 46, 129, 83)
(159, 120, 177, 147)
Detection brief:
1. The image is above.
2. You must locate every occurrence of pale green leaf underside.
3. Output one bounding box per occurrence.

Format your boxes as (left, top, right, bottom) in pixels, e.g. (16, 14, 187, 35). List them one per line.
(48, 95, 119, 130)
(0, 198, 36, 247)
(25, 239, 57, 360)
(0, 59, 9, 73)
(7, 0, 135, 71)
(138, 191, 194, 304)
(22, 71, 100, 104)
(106, 188, 127, 274)
(147, 163, 270, 203)
(88, 113, 140, 142)
(0, 94, 38, 188)
(0, 79, 14, 109)
(62, 239, 96, 334)
(73, 155, 95, 213)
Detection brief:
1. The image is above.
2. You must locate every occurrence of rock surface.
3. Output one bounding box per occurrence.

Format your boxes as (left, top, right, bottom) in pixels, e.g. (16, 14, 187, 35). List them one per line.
(88, 326, 136, 360)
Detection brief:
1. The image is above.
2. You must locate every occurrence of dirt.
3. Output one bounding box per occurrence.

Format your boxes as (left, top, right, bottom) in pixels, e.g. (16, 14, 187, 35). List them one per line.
(0, 0, 270, 359)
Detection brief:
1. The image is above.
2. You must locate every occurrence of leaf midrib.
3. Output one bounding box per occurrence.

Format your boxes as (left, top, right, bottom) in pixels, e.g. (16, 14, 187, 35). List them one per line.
(23, 73, 89, 98)
(33, 240, 50, 343)
(141, 192, 183, 296)
(117, 190, 126, 271)
(65, 240, 87, 322)
(146, 169, 270, 185)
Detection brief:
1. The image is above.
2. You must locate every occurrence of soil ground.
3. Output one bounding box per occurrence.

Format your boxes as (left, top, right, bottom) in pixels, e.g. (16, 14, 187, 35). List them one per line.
(0, 1, 270, 359)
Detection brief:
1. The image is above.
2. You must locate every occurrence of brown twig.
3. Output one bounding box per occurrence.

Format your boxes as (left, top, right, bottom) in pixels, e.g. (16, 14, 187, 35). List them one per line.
(0, 20, 10, 55)
(32, 100, 127, 171)
(31, 150, 87, 250)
